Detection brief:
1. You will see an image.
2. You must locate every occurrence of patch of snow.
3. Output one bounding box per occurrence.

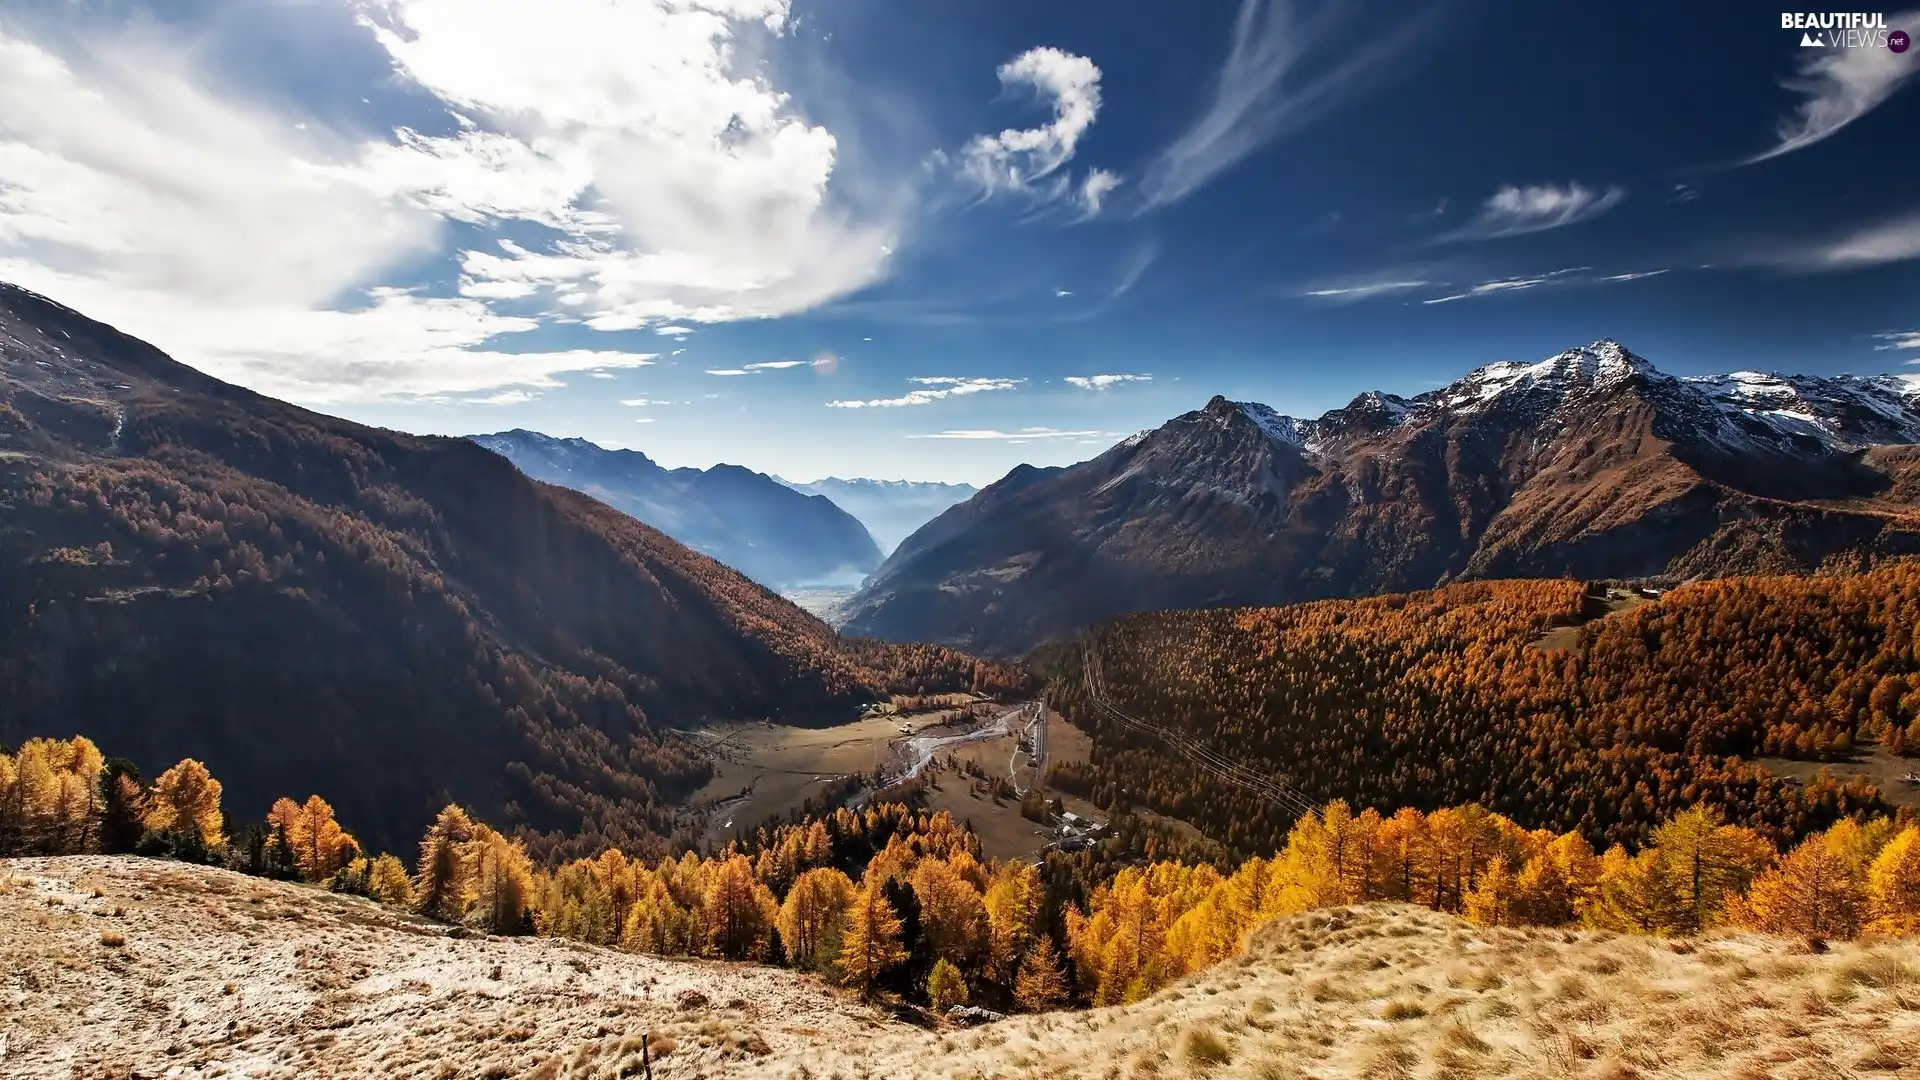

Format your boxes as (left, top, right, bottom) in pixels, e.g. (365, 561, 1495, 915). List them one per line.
(1234, 401, 1311, 448)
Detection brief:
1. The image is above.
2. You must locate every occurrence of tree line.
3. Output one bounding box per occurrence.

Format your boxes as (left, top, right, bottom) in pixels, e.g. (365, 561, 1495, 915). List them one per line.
(1061, 798, 1920, 1005)
(9, 733, 1920, 1016)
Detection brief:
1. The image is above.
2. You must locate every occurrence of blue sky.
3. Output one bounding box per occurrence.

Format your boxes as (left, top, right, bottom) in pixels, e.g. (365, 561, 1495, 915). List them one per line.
(2, 0, 1917, 484)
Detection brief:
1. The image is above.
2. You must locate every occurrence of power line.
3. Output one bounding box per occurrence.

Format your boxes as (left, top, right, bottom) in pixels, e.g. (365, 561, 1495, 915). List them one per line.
(1076, 638, 1320, 820)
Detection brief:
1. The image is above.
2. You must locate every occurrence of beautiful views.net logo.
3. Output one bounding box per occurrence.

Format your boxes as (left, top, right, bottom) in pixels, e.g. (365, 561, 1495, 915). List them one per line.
(1782, 11, 1911, 50)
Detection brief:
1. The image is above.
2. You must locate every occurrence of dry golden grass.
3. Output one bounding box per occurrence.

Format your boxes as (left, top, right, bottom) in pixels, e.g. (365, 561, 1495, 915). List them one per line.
(1, 856, 887, 1078)
(8, 858, 1920, 1079)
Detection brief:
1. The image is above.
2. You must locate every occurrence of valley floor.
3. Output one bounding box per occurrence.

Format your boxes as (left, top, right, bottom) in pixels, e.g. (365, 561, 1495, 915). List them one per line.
(7, 857, 1920, 1079)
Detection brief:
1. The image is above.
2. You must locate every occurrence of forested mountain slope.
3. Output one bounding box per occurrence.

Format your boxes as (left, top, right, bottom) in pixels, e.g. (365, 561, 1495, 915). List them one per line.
(846, 341, 1920, 656)
(472, 430, 883, 588)
(0, 283, 1026, 857)
(1044, 564, 1920, 855)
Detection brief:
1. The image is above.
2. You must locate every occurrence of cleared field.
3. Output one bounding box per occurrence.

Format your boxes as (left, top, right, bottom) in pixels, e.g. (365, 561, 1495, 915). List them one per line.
(1762, 747, 1920, 809)
(685, 702, 1003, 848)
(1528, 588, 1650, 652)
(918, 712, 1104, 861)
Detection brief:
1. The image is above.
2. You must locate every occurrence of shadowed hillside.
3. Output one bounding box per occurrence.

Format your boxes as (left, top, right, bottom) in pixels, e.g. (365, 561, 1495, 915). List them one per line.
(0, 283, 1029, 857)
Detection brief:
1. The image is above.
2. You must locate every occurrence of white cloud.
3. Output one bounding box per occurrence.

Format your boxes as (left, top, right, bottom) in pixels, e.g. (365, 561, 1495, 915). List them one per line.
(467, 389, 536, 405)
(0, 5, 864, 406)
(1745, 10, 1920, 164)
(1756, 209, 1920, 271)
(1079, 170, 1122, 215)
(1421, 267, 1587, 304)
(1300, 279, 1431, 301)
(1065, 373, 1152, 389)
(354, 0, 900, 328)
(1875, 331, 1920, 351)
(958, 47, 1113, 213)
(587, 371, 617, 379)
(1598, 269, 1669, 282)
(654, 325, 695, 337)
(635, 417, 657, 423)
(1137, 0, 1440, 210)
(694, 358, 829, 377)
(828, 376, 1023, 408)
(1447, 183, 1624, 240)
(0, 30, 434, 309)
(1800, 210, 1920, 269)
(0, 262, 658, 403)
(909, 427, 1108, 442)
(1054, 288, 1073, 298)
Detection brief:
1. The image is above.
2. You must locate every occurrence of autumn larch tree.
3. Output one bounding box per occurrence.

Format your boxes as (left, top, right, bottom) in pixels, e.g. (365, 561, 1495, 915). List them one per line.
(415, 804, 477, 922)
(144, 758, 225, 851)
(705, 853, 778, 961)
(839, 884, 908, 999)
(778, 866, 855, 971)
(1013, 935, 1068, 1012)
(926, 958, 969, 1014)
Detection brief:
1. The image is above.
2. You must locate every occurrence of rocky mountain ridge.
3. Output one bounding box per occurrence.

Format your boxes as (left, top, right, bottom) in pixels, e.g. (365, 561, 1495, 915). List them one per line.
(842, 341, 1920, 655)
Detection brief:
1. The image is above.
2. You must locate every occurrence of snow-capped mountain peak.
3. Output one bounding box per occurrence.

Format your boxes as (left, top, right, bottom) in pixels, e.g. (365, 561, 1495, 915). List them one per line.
(1679, 369, 1920, 452)
(1430, 340, 1663, 414)
(1232, 400, 1313, 449)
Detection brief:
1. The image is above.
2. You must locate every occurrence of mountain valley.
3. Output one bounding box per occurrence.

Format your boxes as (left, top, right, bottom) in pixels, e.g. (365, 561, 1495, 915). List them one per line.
(775, 477, 979, 555)
(472, 431, 884, 590)
(0, 283, 1024, 859)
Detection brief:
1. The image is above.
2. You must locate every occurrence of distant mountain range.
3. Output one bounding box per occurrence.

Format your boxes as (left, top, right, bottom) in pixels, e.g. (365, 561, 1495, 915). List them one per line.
(471, 431, 883, 589)
(774, 477, 978, 555)
(0, 283, 1018, 857)
(842, 340, 1920, 656)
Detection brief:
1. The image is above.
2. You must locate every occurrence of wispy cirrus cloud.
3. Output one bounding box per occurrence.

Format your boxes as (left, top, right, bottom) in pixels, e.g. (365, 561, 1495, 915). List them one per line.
(1875, 331, 1920, 352)
(1421, 267, 1588, 304)
(704, 358, 835, 377)
(1751, 208, 1920, 271)
(1598, 269, 1669, 282)
(828, 376, 1023, 409)
(1445, 183, 1625, 240)
(1744, 9, 1920, 164)
(1136, 0, 1445, 210)
(909, 427, 1107, 442)
(1299, 279, 1432, 301)
(1065, 373, 1152, 389)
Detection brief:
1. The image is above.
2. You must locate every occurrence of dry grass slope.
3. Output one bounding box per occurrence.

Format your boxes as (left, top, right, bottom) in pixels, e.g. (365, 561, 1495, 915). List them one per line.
(8, 858, 1920, 1079)
(0, 857, 888, 1079)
